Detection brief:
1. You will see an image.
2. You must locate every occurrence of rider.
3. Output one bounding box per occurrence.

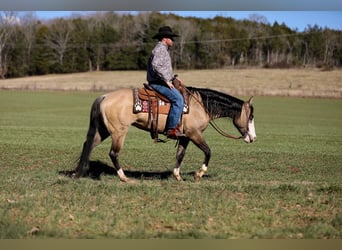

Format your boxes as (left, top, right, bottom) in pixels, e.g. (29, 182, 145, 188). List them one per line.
(147, 26, 185, 139)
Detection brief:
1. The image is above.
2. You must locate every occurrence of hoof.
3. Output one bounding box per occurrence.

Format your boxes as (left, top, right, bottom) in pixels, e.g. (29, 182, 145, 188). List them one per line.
(72, 172, 80, 179)
(120, 177, 138, 184)
(173, 174, 184, 182)
(127, 178, 138, 184)
(173, 168, 183, 181)
(194, 172, 201, 182)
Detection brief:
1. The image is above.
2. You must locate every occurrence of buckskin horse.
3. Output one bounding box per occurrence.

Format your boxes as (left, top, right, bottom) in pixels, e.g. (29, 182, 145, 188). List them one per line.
(74, 85, 256, 183)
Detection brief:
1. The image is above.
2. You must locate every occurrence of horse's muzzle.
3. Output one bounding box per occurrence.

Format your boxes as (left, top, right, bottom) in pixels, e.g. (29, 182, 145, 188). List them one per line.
(243, 133, 256, 143)
(244, 119, 256, 143)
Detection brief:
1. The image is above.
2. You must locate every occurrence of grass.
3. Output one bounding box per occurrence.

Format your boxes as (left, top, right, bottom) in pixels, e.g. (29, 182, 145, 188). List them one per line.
(0, 88, 341, 238)
(0, 68, 341, 98)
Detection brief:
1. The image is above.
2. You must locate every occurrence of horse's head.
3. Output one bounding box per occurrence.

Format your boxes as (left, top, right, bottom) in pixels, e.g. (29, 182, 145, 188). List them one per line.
(233, 97, 256, 143)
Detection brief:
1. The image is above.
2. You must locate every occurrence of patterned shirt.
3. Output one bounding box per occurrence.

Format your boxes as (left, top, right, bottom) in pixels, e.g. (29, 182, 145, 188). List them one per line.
(147, 42, 173, 83)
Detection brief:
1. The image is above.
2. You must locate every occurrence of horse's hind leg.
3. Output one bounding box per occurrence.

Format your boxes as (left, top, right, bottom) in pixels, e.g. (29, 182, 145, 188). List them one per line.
(75, 132, 104, 177)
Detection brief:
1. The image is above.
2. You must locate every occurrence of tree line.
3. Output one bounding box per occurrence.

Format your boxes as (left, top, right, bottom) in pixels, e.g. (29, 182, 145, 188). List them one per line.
(1, 11, 341, 78)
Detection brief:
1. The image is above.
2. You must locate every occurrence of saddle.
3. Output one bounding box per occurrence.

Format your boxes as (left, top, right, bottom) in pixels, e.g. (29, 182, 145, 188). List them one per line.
(133, 80, 189, 142)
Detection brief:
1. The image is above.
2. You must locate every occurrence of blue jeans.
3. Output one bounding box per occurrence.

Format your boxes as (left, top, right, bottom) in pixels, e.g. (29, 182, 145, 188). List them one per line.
(150, 83, 184, 131)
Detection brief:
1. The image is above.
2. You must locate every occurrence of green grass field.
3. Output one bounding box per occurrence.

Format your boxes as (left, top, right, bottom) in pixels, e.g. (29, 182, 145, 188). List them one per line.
(0, 90, 341, 238)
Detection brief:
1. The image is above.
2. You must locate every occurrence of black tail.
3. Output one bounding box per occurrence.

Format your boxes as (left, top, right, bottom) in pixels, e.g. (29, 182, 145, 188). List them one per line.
(75, 95, 106, 177)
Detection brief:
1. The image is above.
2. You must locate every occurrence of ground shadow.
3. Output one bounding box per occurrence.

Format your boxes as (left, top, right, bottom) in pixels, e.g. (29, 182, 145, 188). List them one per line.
(59, 160, 211, 181)
(59, 160, 173, 181)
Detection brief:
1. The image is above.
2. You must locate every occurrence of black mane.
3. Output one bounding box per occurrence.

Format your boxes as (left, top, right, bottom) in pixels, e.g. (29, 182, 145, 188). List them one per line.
(187, 87, 244, 119)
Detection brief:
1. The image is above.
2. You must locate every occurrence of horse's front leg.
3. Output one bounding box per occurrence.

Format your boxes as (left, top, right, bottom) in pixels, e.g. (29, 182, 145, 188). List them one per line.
(173, 137, 190, 181)
(109, 147, 130, 183)
(192, 138, 211, 182)
(108, 131, 136, 183)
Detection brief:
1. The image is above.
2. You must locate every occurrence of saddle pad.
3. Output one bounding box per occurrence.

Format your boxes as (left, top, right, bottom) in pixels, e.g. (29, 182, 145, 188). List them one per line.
(141, 100, 170, 114)
(133, 88, 189, 114)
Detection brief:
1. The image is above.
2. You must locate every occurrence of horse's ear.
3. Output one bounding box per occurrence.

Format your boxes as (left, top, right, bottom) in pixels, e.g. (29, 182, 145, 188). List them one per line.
(247, 96, 253, 105)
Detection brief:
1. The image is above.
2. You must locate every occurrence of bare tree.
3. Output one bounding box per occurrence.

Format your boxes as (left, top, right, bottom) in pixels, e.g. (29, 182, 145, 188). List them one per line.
(45, 18, 73, 66)
(323, 29, 338, 66)
(0, 11, 17, 78)
(20, 12, 38, 67)
(167, 18, 197, 69)
(134, 12, 151, 46)
(85, 13, 108, 71)
(248, 13, 269, 26)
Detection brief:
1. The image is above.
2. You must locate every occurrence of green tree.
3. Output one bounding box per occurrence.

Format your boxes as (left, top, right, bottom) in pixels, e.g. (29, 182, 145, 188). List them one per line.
(304, 25, 325, 66)
(67, 18, 91, 72)
(30, 25, 51, 75)
(332, 31, 342, 66)
(98, 20, 120, 70)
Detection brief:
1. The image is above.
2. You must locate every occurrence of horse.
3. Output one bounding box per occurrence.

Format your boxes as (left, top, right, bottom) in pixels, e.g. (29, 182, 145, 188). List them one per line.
(74, 86, 256, 183)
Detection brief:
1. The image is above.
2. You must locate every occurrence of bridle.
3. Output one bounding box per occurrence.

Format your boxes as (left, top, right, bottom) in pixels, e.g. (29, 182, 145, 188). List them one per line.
(182, 86, 248, 140)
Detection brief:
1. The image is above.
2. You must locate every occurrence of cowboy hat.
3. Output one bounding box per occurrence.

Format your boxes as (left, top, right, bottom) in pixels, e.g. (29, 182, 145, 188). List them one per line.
(152, 26, 179, 40)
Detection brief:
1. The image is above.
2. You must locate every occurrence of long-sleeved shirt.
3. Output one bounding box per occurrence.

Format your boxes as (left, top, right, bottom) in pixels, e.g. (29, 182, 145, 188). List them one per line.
(147, 42, 173, 84)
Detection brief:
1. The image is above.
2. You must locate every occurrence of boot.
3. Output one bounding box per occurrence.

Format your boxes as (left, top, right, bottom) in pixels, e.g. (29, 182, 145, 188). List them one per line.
(165, 125, 185, 139)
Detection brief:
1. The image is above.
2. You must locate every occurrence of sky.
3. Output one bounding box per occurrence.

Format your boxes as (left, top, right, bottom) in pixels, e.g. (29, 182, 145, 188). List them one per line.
(31, 11, 342, 32)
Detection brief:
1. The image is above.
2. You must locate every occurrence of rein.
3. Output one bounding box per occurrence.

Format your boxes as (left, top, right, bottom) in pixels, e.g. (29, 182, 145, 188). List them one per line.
(182, 86, 243, 140)
(209, 120, 243, 140)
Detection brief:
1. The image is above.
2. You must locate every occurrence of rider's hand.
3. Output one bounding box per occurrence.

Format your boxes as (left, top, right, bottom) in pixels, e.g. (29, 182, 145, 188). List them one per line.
(166, 81, 175, 89)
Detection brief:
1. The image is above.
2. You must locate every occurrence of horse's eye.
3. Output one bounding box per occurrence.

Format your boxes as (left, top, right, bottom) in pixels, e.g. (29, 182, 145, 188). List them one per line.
(249, 114, 254, 121)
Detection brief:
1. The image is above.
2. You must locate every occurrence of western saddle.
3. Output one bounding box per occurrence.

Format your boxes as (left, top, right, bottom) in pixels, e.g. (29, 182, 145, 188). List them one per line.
(133, 78, 189, 142)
